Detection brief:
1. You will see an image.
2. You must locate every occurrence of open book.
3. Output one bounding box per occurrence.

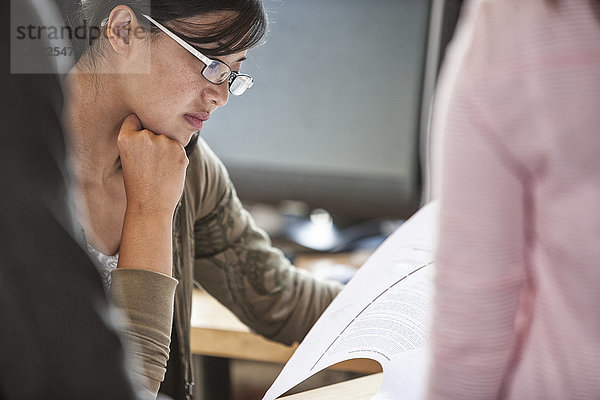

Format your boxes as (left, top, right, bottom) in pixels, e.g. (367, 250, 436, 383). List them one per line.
(262, 202, 437, 400)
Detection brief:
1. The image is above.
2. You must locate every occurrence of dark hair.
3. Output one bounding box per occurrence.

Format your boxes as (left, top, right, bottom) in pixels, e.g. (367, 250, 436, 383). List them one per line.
(67, 0, 268, 63)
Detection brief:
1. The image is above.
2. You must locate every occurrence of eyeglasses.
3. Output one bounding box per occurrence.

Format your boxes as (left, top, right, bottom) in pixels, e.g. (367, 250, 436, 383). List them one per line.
(142, 14, 254, 96)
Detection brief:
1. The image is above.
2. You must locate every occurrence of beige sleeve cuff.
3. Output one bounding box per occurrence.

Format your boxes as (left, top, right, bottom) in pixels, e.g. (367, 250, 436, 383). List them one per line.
(110, 269, 178, 397)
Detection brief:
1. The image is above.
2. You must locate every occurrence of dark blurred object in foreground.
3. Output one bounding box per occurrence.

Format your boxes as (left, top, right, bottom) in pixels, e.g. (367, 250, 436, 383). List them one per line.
(0, 1, 143, 398)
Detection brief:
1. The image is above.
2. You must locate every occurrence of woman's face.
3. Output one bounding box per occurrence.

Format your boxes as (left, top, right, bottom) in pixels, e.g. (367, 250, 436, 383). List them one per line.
(124, 12, 248, 146)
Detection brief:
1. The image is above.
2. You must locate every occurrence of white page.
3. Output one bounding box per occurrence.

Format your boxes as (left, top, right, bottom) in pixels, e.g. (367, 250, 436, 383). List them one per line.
(262, 202, 438, 400)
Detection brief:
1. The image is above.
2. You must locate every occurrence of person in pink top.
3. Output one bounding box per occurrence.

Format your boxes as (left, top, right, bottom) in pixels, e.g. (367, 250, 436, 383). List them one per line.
(426, 0, 600, 398)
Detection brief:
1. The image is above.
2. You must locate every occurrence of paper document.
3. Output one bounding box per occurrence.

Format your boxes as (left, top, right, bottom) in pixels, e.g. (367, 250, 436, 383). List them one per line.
(262, 202, 438, 400)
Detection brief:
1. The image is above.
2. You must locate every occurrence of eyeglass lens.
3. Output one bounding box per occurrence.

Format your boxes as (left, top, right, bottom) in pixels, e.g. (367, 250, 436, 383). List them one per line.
(229, 75, 253, 96)
(203, 60, 231, 84)
(202, 59, 253, 96)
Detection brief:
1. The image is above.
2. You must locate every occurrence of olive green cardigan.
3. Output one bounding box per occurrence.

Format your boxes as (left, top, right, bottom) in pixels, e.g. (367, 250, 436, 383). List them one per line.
(111, 138, 342, 398)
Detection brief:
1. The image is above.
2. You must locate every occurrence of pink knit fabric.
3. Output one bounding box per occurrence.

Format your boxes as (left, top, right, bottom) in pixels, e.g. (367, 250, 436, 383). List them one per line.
(427, 0, 600, 399)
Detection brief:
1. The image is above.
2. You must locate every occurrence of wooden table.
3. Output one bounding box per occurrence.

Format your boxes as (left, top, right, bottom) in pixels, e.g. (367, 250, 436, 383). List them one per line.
(280, 373, 383, 400)
(190, 289, 295, 363)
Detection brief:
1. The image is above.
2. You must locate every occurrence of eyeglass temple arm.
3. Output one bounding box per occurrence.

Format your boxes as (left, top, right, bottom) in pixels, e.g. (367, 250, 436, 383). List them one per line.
(142, 14, 212, 66)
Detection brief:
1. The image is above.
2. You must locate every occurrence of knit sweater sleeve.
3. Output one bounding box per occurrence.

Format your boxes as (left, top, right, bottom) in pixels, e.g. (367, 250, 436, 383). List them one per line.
(189, 138, 343, 346)
(110, 269, 178, 398)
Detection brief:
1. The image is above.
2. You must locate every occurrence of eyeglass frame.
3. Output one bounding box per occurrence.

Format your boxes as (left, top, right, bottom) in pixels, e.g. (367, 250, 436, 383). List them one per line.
(141, 13, 254, 96)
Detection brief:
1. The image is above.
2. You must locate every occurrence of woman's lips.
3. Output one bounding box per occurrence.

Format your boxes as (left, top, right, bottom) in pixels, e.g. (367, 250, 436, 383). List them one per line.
(184, 112, 209, 130)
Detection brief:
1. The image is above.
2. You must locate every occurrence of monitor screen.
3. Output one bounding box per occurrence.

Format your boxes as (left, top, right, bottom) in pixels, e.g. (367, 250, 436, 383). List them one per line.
(202, 0, 433, 221)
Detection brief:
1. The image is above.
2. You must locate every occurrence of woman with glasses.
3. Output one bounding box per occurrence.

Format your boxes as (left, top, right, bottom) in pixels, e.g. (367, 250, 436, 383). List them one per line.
(64, 1, 342, 398)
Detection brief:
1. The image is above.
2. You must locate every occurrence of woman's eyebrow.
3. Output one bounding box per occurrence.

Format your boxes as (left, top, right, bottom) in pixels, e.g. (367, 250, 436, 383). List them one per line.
(237, 56, 248, 62)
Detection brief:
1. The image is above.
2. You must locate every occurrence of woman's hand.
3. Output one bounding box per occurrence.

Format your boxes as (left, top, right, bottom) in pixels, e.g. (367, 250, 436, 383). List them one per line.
(116, 114, 188, 276)
(117, 114, 189, 216)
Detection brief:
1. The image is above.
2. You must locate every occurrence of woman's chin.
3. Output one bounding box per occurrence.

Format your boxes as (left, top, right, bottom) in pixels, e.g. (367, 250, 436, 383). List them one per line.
(180, 130, 198, 147)
(155, 127, 196, 147)
(137, 118, 194, 146)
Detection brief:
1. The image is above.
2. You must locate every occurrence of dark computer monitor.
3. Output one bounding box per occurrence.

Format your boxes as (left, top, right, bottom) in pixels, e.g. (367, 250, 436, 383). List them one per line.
(202, 0, 458, 223)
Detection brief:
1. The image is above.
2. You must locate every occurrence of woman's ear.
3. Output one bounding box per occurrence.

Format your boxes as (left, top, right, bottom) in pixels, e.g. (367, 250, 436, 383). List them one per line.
(106, 6, 139, 55)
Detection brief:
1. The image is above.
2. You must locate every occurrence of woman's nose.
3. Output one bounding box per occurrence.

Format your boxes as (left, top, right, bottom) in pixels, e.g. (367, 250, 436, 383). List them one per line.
(203, 81, 229, 108)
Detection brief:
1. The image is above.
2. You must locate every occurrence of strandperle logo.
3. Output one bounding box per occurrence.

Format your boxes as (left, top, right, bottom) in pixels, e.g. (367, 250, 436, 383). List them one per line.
(14, 21, 96, 59)
(14, 20, 147, 58)
(15, 19, 148, 45)
(16, 20, 104, 47)
(10, 0, 150, 74)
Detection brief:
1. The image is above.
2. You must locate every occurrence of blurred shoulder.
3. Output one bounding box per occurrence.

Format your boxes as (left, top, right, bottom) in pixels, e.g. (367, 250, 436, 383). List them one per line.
(462, 0, 599, 69)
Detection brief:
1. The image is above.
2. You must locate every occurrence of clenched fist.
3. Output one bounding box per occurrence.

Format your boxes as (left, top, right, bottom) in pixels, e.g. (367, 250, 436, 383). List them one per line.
(117, 114, 189, 216)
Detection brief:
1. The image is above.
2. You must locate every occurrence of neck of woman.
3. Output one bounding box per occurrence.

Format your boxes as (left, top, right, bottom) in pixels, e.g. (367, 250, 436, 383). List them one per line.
(64, 64, 131, 187)
(64, 63, 131, 255)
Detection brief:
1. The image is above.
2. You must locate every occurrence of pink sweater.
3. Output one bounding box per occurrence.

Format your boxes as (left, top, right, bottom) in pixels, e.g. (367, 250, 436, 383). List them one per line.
(427, 0, 600, 399)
